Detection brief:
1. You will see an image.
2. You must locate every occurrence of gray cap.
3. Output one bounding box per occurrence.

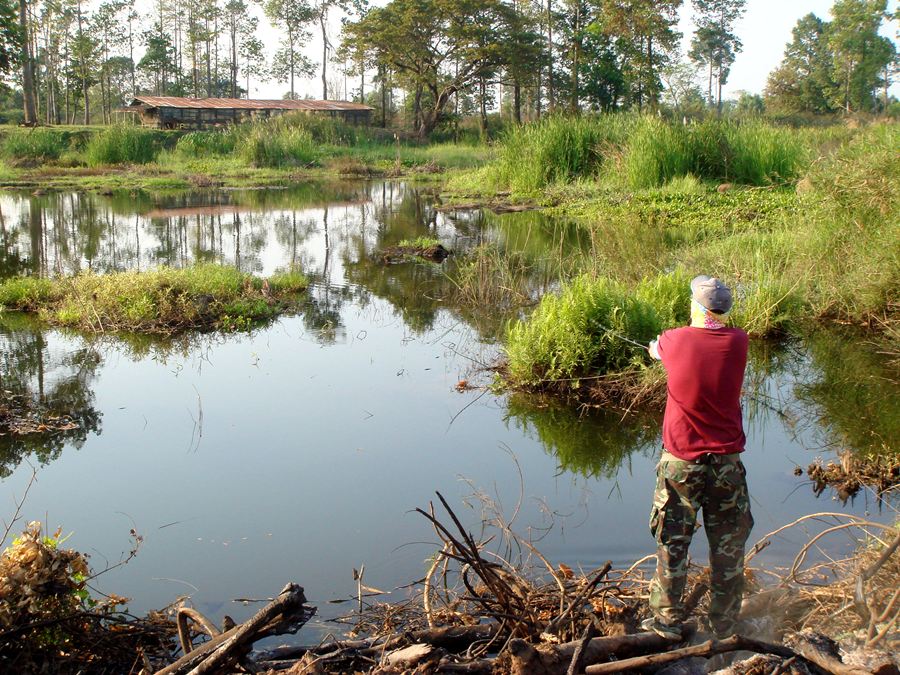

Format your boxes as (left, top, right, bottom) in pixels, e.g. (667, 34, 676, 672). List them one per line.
(691, 275, 733, 314)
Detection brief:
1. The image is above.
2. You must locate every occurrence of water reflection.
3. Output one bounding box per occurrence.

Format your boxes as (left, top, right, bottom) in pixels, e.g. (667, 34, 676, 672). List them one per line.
(0, 313, 102, 477)
(505, 394, 661, 478)
(794, 331, 899, 457)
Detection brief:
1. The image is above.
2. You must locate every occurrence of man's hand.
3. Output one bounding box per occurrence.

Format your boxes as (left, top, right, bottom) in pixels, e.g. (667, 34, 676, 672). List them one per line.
(649, 337, 661, 360)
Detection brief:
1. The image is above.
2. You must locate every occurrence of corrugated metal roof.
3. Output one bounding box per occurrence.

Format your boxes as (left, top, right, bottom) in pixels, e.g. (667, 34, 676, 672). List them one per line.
(129, 96, 373, 112)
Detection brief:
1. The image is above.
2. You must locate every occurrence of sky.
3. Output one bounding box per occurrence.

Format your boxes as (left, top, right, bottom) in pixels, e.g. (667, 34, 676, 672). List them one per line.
(231, 0, 900, 101)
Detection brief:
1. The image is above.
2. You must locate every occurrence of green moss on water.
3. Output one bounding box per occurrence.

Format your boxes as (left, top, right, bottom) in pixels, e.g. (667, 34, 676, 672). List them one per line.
(0, 265, 308, 334)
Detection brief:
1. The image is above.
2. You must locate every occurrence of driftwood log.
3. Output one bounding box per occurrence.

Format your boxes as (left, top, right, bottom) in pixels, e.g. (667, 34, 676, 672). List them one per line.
(506, 627, 694, 675)
(153, 583, 313, 675)
(785, 632, 876, 675)
(583, 635, 797, 674)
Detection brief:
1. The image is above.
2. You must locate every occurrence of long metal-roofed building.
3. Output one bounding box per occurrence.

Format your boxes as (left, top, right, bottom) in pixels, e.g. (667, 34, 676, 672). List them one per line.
(123, 96, 374, 129)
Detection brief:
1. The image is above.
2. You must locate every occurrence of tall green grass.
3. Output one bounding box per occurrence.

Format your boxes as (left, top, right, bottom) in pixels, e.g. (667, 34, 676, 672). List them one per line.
(505, 274, 669, 386)
(795, 123, 899, 320)
(238, 124, 318, 168)
(472, 115, 813, 193)
(175, 130, 239, 157)
(85, 126, 159, 165)
(487, 115, 637, 193)
(1, 128, 73, 161)
(623, 118, 809, 188)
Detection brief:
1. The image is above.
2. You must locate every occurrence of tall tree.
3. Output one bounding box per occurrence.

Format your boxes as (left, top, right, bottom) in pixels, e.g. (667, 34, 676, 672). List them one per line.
(827, 0, 895, 113)
(344, 0, 526, 137)
(312, 0, 366, 100)
(689, 0, 745, 111)
(592, 0, 683, 111)
(18, 0, 37, 124)
(264, 0, 316, 98)
(764, 13, 836, 114)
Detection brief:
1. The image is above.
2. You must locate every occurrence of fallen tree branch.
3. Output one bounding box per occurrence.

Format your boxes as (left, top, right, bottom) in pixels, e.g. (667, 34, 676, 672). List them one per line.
(583, 635, 797, 674)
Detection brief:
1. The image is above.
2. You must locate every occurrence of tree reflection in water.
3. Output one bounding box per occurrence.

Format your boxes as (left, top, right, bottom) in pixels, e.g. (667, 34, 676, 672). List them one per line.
(0, 314, 102, 478)
(505, 394, 661, 479)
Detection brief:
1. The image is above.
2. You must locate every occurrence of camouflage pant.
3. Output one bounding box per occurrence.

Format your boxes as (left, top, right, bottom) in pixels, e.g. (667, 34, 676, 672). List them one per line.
(648, 452, 753, 634)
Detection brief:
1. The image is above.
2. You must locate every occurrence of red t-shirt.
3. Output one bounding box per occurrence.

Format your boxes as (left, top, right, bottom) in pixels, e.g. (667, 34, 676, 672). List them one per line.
(656, 326, 748, 461)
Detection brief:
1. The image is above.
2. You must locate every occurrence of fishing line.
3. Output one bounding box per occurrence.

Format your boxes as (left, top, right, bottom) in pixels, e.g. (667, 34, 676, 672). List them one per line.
(591, 321, 650, 350)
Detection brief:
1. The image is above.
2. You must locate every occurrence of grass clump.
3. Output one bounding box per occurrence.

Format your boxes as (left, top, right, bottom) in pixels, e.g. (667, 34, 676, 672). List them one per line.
(0, 265, 308, 334)
(1, 128, 73, 161)
(398, 237, 441, 249)
(175, 130, 239, 157)
(0, 277, 57, 309)
(487, 115, 635, 193)
(238, 124, 318, 168)
(505, 274, 663, 387)
(623, 118, 809, 189)
(85, 126, 159, 166)
(797, 123, 899, 322)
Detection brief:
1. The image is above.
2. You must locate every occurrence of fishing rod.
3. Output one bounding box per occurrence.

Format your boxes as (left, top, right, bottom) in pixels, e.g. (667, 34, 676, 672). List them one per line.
(592, 321, 650, 351)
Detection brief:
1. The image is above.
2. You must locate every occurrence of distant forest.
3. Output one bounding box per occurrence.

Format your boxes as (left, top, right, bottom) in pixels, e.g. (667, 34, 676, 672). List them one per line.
(0, 0, 896, 134)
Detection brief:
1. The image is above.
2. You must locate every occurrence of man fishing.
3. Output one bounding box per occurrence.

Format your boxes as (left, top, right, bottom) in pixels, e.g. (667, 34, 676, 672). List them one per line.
(642, 275, 753, 640)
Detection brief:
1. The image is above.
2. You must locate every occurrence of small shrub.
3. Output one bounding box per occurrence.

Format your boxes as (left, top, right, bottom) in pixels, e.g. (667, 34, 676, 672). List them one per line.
(85, 126, 159, 166)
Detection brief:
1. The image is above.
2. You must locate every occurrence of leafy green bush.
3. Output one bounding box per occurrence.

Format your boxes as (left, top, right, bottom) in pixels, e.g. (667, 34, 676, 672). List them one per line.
(85, 126, 159, 165)
(0, 276, 56, 308)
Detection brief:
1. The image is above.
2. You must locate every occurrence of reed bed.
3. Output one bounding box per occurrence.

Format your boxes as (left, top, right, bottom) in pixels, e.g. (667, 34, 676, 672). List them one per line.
(84, 125, 161, 166)
(461, 115, 814, 195)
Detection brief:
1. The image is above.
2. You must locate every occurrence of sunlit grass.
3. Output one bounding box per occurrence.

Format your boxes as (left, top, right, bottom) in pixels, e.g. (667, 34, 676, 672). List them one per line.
(0, 265, 308, 334)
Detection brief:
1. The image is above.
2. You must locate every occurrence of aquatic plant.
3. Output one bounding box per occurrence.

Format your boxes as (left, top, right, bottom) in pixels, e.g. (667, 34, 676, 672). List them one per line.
(0, 265, 308, 334)
(85, 126, 159, 166)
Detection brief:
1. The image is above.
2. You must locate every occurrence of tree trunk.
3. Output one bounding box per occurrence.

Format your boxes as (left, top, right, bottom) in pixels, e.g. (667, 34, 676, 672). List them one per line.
(546, 0, 554, 111)
(320, 8, 328, 100)
(570, 2, 580, 115)
(19, 0, 38, 125)
(479, 77, 487, 139)
(513, 81, 521, 124)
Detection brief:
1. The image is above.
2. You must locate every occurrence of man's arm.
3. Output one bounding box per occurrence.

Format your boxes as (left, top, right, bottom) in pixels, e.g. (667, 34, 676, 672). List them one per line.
(649, 337, 661, 360)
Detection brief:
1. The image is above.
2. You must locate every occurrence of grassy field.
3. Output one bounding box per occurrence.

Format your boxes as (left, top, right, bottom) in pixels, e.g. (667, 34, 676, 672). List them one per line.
(0, 118, 491, 189)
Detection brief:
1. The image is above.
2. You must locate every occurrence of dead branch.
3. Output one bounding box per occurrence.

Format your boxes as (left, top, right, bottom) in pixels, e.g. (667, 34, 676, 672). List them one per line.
(583, 634, 798, 674)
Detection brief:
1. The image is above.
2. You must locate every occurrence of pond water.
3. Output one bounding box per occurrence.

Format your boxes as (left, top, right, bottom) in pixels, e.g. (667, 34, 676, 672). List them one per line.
(0, 183, 896, 639)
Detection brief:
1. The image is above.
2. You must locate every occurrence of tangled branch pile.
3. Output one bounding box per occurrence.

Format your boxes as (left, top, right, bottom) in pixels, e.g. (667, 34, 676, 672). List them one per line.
(0, 521, 175, 674)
